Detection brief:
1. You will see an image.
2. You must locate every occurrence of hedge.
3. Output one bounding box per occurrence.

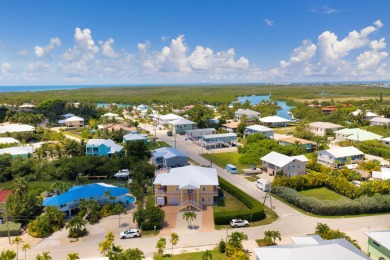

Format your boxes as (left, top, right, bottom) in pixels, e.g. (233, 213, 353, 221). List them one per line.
(214, 177, 266, 225)
(272, 186, 390, 216)
(0, 222, 21, 237)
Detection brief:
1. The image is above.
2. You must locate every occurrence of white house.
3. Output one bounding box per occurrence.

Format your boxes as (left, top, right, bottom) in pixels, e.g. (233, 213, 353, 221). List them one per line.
(370, 117, 390, 126)
(260, 151, 308, 176)
(201, 133, 238, 149)
(158, 113, 183, 126)
(58, 116, 84, 128)
(352, 109, 378, 120)
(0, 137, 20, 145)
(371, 168, 390, 180)
(234, 109, 260, 121)
(334, 128, 382, 142)
(169, 118, 196, 134)
(260, 116, 290, 127)
(101, 113, 124, 121)
(308, 121, 343, 136)
(0, 123, 35, 134)
(0, 146, 33, 158)
(244, 125, 274, 139)
(61, 113, 75, 119)
(382, 137, 390, 146)
(317, 146, 364, 168)
(253, 235, 370, 260)
(186, 128, 216, 139)
(222, 122, 239, 133)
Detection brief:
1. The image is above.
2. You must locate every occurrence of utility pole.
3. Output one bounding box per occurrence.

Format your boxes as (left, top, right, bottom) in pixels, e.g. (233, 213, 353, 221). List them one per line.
(174, 133, 177, 149)
(210, 150, 213, 168)
(0, 202, 11, 245)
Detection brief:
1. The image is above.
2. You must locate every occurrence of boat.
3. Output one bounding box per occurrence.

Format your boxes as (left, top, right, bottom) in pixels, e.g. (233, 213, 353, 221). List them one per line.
(114, 169, 130, 179)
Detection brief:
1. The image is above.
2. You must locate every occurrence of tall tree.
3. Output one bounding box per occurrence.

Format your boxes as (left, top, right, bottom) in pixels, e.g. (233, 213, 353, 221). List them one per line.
(170, 232, 179, 255)
(99, 232, 115, 256)
(22, 243, 31, 260)
(12, 236, 22, 260)
(156, 237, 166, 255)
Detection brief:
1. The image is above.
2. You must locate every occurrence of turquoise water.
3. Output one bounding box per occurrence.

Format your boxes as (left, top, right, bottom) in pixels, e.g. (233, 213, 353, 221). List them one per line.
(125, 195, 136, 204)
(237, 95, 294, 120)
(96, 103, 132, 108)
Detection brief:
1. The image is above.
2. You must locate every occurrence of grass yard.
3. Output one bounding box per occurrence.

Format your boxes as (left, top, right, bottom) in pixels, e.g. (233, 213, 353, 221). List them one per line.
(162, 249, 228, 260)
(245, 176, 258, 182)
(203, 152, 252, 174)
(147, 141, 171, 150)
(299, 187, 344, 201)
(273, 126, 296, 134)
(214, 192, 248, 213)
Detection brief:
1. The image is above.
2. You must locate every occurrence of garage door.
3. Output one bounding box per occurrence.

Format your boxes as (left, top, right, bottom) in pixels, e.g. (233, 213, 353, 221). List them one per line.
(169, 198, 179, 205)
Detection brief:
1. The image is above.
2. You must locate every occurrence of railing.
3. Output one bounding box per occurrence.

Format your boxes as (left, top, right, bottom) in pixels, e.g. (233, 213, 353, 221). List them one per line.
(179, 200, 203, 210)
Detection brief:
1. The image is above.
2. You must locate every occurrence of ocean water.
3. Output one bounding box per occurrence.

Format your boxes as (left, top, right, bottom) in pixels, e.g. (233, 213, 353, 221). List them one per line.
(237, 95, 294, 120)
(0, 85, 142, 93)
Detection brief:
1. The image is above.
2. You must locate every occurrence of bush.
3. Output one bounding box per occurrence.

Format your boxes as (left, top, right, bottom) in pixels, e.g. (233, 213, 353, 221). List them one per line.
(214, 177, 266, 225)
(272, 186, 390, 216)
(218, 239, 226, 253)
(0, 222, 21, 237)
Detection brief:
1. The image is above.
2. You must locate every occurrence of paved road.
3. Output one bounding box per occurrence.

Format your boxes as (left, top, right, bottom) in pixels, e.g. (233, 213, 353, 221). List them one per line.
(21, 124, 390, 259)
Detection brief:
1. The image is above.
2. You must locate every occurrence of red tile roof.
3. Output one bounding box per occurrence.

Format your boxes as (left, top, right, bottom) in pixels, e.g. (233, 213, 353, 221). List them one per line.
(0, 189, 12, 202)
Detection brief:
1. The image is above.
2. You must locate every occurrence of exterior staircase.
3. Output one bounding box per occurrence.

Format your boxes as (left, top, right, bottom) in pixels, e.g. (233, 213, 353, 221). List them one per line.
(178, 200, 203, 211)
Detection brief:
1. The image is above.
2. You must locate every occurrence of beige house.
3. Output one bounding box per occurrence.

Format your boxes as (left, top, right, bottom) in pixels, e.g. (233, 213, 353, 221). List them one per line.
(58, 116, 84, 128)
(309, 121, 343, 136)
(261, 151, 308, 176)
(153, 166, 219, 210)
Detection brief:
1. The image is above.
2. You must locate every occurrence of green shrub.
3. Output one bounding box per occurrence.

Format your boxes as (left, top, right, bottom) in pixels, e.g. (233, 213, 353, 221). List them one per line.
(272, 186, 390, 216)
(214, 177, 266, 225)
(0, 222, 21, 237)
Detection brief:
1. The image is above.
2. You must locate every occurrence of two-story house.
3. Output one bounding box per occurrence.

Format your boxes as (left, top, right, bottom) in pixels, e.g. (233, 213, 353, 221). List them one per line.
(261, 151, 308, 176)
(244, 125, 274, 139)
(151, 147, 188, 169)
(235, 109, 260, 121)
(169, 118, 196, 134)
(153, 166, 219, 210)
(317, 146, 364, 168)
(86, 139, 123, 156)
(308, 121, 343, 136)
(58, 116, 84, 128)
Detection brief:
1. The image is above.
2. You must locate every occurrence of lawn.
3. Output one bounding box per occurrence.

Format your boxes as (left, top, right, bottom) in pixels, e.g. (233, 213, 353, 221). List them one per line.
(245, 176, 257, 182)
(162, 249, 228, 260)
(214, 192, 249, 213)
(299, 187, 344, 201)
(203, 152, 256, 174)
(147, 141, 171, 150)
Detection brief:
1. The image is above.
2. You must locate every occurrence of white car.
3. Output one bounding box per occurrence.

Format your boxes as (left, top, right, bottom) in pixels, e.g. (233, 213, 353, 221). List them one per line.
(120, 229, 141, 239)
(230, 219, 249, 228)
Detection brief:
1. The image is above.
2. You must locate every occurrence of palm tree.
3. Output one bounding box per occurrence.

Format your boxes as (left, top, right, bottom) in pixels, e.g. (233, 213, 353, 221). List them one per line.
(228, 231, 248, 250)
(67, 253, 80, 260)
(22, 243, 31, 260)
(170, 232, 179, 255)
(107, 244, 123, 260)
(113, 203, 126, 227)
(12, 178, 28, 197)
(12, 236, 22, 260)
(66, 216, 87, 238)
(99, 232, 115, 256)
(156, 237, 166, 255)
(36, 251, 52, 260)
(270, 231, 281, 243)
(315, 223, 330, 237)
(264, 230, 273, 242)
(182, 211, 196, 227)
(202, 250, 212, 260)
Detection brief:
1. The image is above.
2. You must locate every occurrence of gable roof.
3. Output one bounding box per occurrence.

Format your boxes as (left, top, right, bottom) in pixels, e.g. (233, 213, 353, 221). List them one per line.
(86, 139, 123, 153)
(42, 183, 128, 207)
(159, 113, 183, 121)
(0, 137, 20, 144)
(222, 122, 239, 128)
(235, 109, 260, 115)
(260, 116, 291, 123)
(365, 230, 390, 249)
(352, 109, 378, 117)
(372, 168, 390, 180)
(335, 128, 382, 141)
(153, 166, 218, 188)
(279, 136, 316, 145)
(261, 151, 308, 167)
(123, 133, 147, 141)
(170, 118, 196, 125)
(322, 146, 364, 158)
(152, 147, 187, 159)
(245, 125, 273, 132)
(0, 146, 33, 156)
(0, 123, 35, 134)
(0, 189, 12, 203)
(370, 117, 390, 123)
(309, 121, 343, 129)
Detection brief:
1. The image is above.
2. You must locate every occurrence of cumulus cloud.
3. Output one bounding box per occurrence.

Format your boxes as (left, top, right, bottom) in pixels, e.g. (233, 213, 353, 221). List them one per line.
(34, 37, 61, 57)
(62, 28, 99, 61)
(263, 19, 275, 27)
(99, 38, 119, 58)
(1, 63, 11, 74)
(280, 40, 317, 68)
(137, 41, 150, 53)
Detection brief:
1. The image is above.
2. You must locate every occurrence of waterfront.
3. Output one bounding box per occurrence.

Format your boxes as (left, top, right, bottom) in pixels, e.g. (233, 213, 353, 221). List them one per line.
(237, 95, 294, 119)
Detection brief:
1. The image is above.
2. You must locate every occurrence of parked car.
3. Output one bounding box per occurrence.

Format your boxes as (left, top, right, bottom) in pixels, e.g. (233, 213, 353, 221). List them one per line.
(120, 229, 141, 239)
(257, 179, 270, 192)
(230, 219, 249, 228)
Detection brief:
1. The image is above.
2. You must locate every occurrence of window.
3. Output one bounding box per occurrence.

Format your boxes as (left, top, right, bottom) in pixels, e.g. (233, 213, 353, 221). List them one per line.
(373, 241, 381, 247)
(202, 187, 206, 192)
(208, 198, 211, 202)
(175, 186, 179, 192)
(201, 198, 205, 202)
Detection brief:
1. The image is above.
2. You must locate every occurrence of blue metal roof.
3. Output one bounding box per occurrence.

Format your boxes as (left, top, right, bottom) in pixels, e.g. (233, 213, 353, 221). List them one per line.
(42, 183, 128, 207)
(152, 147, 187, 159)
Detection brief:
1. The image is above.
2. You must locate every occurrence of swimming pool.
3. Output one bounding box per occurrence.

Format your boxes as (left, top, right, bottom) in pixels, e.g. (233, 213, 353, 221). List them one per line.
(125, 195, 136, 204)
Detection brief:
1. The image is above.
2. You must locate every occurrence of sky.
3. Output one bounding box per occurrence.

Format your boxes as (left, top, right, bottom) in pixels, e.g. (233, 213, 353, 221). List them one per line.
(0, 0, 390, 85)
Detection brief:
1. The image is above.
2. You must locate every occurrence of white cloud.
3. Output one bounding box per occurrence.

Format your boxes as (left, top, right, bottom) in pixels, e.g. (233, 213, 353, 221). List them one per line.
(34, 37, 61, 57)
(263, 19, 275, 27)
(311, 6, 341, 14)
(99, 38, 119, 58)
(17, 49, 29, 56)
(62, 28, 99, 61)
(280, 40, 317, 68)
(1, 63, 11, 74)
(137, 41, 150, 53)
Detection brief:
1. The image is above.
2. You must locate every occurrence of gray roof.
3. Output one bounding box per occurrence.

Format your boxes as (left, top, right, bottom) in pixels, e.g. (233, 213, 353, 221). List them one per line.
(152, 147, 187, 159)
(170, 118, 196, 125)
(235, 109, 260, 115)
(245, 125, 273, 132)
(123, 133, 147, 141)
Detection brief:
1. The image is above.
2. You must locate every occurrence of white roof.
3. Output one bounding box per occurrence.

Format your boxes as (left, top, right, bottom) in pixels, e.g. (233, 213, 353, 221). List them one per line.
(0, 137, 20, 144)
(123, 133, 147, 141)
(0, 124, 35, 134)
(365, 230, 390, 249)
(245, 125, 273, 132)
(59, 116, 84, 124)
(102, 113, 119, 117)
(186, 128, 216, 133)
(202, 133, 237, 139)
(153, 166, 218, 188)
(253, 238, 370, 260)
(0, 146, 33, 156)
(372, 168, 390, 180)
(235, 109, 259, 115)
(309, 121, 343, 129)
(352, 109, 378, 117)
(370, 117, 390, 123)
(19, 104, 35, 108)
(170, 118, 196, 125)
(62, 113, 75, 118)
(261, 151, 308, 167)
(290, 235, 323, 245)
(260, 116, 291, 123)
(322, 146, 364, 158)
(160, 114, 183, 121)
(382, 137, 390, 142)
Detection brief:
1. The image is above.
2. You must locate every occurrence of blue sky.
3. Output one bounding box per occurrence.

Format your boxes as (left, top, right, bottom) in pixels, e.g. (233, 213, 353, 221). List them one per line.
(0, 0, 389, 85)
